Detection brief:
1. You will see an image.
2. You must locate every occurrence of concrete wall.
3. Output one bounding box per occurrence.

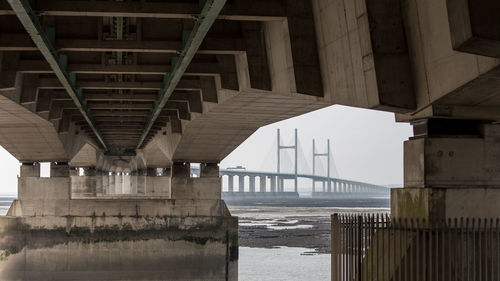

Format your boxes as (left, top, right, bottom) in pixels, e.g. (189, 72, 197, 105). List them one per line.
(0, 214, 238, 280)
(171, 177, 222, 200)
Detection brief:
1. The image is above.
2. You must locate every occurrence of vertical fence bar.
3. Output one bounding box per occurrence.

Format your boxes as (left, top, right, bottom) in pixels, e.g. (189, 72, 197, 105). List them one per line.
(376, 214, 379, 281)
(473, 218, 476, 281)
(416, 218, 420, 281)
(490, 218, 494, 281)
(399, 218, 403, 281)
(382, 214, 385, 281)
(490, 218, 495, 281)
(429, 219, 432, 281)
(446, 219, 453, 281)
(460, 218, 464, 281)
(393, 217, 396, 281)
(365, 214, 369, 281)
(343, 215, 346, 281)
(495, 218, 500, 281)
(423, 219, 427, 281)
(435, 220, 439, 281)
(460, 218, 470, 280)
(479, 219, 483, 281)
(441, 219, 445, 281)
(332, 214, 340, 281)
(357, 216, 363, 281)
(352, 214, 355, 281)
(371, 214, 374, 281)
(409, 218, 413, 281)
(454, 218, 462, 280)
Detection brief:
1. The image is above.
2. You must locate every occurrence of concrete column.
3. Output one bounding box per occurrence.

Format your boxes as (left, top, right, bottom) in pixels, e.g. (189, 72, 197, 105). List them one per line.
(114, 173, 122, 194)
(130, 171, 138, 194)
(322, 181, 325, 192)
(200, 163, 219, 177)
(20, 162, 40, 177)
(238, 176, 244, 193)
(50, 162, 69, 177)
(385, 120, 500, 279)
(279, 177, 284, 192)
(270, 176, 276, 193)
(249, 176, 255, 193)
(95, 170, 103, 196)
(228, 175, 234, 193)
(260, 176, 266, 192)
(172, 162, 190, 178)
(122, 174, 131, 194)
(136, 169, 146, 195)
(109, 173, 115, 194)
(102, 172, 109, 195)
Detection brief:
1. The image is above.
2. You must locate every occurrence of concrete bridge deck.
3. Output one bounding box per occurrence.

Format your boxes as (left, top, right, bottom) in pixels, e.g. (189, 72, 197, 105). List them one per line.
(0, 0, 499, 279)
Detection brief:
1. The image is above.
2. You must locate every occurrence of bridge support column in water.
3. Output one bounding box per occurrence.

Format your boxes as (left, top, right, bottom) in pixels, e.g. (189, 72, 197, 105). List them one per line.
(333, 120, 500, 280)
(0, 159, 238, 280)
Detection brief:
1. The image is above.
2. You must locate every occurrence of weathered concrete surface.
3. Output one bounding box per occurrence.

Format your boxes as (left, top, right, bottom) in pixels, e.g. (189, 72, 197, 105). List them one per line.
(404, 124, 500, 188)
(4, 163, 238, 280)
(391, 187, 500, 220)
(0, 213, 238, 280)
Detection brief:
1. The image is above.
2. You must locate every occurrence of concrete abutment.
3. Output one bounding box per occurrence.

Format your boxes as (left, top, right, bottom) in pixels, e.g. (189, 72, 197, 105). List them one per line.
(1, 161, 238, 280)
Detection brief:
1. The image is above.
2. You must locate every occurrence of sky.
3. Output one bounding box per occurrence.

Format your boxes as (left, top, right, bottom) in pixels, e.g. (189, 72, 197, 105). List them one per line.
(221, 105, 413, 187)
(0, 105, 412, 195)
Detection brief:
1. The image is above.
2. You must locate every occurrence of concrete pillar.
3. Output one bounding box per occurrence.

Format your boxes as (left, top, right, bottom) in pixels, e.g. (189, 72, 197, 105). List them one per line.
(115, 173, 122, 194)
(322, 181, 325, 192)
(130, 171, 138, 194)
(102, 172, 110, 195)
(228, 175, 234, 193)
(172, 162, 190, 178)
(122, 173, 131, 194)
(50, 162, 69, 177)
(385, 120, 500, 279)
(136, 169, 146, 195)
(238, 175, 244, 193)
(249, 176, 255, 193)
(109, 173, 115, 194)
(270, 176, 276, 193)
(95, 170, 103, 196)
(260, 176, 266, 192)
(279, 177, 284, 192)
(200, 163, 219, 177)
(20, 162, 40, 177)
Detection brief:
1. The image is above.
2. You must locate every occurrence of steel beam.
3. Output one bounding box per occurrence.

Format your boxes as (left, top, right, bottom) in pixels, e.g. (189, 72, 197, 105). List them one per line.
(136, 0, 227, 149)
(7, 0, 108, 150)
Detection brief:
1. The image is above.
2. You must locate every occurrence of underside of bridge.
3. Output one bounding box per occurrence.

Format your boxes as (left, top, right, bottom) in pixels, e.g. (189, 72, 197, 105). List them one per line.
(0, 0, 499, 280)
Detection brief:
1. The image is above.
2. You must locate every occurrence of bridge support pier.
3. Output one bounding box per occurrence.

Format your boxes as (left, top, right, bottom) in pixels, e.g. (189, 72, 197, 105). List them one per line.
(339, 120, 500, 280)
(2, 161, 238, 280)
(228, 175, 234, 192)
(270, 176, 277, 193)
(249, 176, 255, 193)
(260, 176, 266, 192)
(238, 175, 245, 192)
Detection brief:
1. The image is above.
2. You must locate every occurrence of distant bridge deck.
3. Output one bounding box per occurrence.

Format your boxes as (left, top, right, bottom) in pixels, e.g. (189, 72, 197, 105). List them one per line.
(191, 167, 390, 198)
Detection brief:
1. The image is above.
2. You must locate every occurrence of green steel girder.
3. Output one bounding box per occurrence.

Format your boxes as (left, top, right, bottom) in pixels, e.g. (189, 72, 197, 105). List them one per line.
(136, 0, 227, 149)
(7, 0, 108, 151)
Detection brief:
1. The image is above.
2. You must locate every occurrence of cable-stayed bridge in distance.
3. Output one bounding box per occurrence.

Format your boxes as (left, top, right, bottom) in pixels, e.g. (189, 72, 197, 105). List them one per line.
(191, 129, 390, 200)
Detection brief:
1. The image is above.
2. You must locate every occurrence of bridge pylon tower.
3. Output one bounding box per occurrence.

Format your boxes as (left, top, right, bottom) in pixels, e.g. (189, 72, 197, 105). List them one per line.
(276, 128, 298, 193)
(312, 138, 331, 193)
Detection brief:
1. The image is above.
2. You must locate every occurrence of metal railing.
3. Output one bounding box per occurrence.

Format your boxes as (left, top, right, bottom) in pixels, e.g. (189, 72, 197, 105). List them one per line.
(331, 213, 500, 281)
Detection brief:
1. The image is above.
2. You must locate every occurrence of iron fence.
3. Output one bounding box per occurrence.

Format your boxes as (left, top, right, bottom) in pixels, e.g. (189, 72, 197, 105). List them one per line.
(331, 213, 500, 281)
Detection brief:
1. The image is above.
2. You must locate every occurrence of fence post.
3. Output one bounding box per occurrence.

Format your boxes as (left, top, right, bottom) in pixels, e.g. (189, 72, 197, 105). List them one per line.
(332, 214, 340, 281)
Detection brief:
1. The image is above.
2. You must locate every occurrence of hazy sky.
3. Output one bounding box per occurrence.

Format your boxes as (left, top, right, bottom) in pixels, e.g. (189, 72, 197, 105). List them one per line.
(0, 105, 412, 194)
(221, 105, 412, 187)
